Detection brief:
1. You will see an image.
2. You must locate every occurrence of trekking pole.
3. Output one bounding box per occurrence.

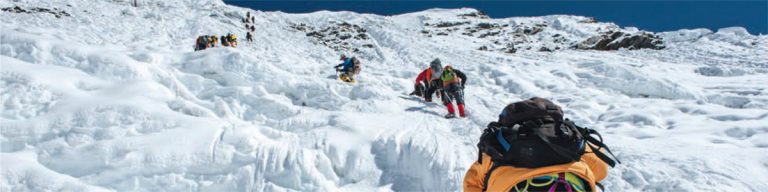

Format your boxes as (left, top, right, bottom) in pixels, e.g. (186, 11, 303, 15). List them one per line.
(334, 67, 339, 80)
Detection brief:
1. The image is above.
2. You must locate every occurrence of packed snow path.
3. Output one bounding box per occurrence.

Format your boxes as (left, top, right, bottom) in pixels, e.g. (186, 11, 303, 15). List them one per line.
(1, 0, 767, 191)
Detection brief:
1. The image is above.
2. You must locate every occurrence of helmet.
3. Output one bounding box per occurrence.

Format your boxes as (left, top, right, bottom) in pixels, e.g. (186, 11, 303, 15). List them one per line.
(340, 54, 347, 60)
(430, 58, 442, 73)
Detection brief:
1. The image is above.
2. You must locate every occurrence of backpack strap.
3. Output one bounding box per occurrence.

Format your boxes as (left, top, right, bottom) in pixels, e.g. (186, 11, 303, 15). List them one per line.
(564, 119, 621, 167)
(584, 130, 621, 167)
(482, 162, 503, 191)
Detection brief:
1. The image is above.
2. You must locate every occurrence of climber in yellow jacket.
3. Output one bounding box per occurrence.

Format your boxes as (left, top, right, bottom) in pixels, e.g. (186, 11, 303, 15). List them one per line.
(464, 97, 619, 192)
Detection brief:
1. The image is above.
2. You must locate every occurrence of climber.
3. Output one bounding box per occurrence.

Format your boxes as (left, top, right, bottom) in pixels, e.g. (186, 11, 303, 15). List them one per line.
(334, 54, 361, 83)
(437, 65, 467, 118)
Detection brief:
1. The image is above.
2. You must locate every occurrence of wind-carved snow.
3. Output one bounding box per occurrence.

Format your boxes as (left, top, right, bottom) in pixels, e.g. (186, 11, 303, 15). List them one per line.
(1, 0, 767, 191)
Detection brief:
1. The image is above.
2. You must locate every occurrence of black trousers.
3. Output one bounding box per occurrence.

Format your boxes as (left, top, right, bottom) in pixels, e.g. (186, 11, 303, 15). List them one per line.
(413, 83, 425, 97)
(425, 79, 441, 102)
(441, 84, 464, 105)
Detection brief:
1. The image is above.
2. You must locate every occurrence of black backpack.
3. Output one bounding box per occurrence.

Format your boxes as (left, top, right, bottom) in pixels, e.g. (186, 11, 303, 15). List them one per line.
(477, 119, 620, 168)
(476, 98, 620, 190)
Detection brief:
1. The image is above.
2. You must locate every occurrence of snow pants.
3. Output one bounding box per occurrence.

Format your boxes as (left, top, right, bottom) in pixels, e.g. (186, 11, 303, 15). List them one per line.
(440, 84, 464, 105)
(412, 83, 425, 97)
(424, 79, 441, 102)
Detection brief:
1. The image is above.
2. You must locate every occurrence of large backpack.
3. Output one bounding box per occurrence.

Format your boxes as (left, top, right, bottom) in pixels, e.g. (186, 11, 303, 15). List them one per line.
(477, 98, 620, 189)
(195, 36, 203, 50)
(351, 57, 361, 74)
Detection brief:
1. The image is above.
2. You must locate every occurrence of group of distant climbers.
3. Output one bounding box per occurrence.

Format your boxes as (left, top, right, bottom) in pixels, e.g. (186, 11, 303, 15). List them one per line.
(194, 11, 259, 51)
(194, 33, 238, 51)
(244, 11, 255, 43)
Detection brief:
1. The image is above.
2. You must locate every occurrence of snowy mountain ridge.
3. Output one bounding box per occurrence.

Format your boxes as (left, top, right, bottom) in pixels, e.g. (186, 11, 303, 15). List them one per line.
(1, 0, 767, 191)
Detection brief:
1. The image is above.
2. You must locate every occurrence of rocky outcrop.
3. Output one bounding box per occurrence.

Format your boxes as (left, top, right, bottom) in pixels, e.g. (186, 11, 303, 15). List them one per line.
(427, 21, 470, 28)
(458, 10, 490, 19)
(2, 6, 70, 18)
(290, 22, 374, 53)
(577, 31, 665, 50)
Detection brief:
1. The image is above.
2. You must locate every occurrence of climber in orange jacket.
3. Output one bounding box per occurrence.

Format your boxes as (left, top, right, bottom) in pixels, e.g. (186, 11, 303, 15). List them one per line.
(464, 97, 618, 192)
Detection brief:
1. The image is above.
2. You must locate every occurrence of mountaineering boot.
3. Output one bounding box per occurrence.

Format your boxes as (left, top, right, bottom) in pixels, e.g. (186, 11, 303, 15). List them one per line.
(445, 103, 456, 118)
(458, 104, 466, 117)
(340, 74, 354, 83)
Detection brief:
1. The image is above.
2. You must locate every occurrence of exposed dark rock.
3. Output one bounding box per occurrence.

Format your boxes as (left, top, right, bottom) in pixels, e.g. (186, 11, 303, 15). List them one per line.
(520, 27, 543, 35)
(478, 46, 488, 51)
(553, 36, 566, 43)
(2, 6, 70, 18)
(436, 32, 448, 36)
(539, 47, 553, 52)
(477, 23, 498, 29)
(297, 22, 374, 52)
(478, 31, 500, 38)
(306, 31, 323, 38)
(504, 43, 517, 53)
(458, 10, 490, 19)
(577, 31, 665, 50)
(354, 33, 369, 40)
(434, 21, 470, 28)
(579, 17, 597, 23)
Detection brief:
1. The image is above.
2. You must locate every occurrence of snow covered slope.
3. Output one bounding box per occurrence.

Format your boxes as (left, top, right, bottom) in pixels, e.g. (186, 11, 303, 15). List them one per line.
(2, 0, 767, 191)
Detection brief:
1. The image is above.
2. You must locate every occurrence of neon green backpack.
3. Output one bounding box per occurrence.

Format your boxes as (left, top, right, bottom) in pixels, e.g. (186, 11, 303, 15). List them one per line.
(441, 68, 455, 81)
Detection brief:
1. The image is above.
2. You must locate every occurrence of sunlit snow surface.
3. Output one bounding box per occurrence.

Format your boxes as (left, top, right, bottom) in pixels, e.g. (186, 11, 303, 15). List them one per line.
(1, 0, 767, 191)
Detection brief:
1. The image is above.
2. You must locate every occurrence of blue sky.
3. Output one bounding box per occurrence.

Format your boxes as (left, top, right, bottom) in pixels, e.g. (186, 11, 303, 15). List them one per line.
(224, 1, 768, 35)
